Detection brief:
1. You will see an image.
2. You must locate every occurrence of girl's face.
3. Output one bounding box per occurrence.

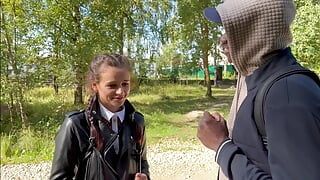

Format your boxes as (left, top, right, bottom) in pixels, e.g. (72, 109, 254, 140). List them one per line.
(92, 66, 130, 112)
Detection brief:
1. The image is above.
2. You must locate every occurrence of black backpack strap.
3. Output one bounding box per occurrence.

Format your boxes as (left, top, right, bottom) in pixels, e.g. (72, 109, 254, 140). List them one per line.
(254, 64, 320, 149)
(130, 111, 145, 173)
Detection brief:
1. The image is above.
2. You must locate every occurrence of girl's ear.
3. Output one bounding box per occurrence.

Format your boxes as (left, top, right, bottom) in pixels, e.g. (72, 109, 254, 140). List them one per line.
(91, 83, 98, 93)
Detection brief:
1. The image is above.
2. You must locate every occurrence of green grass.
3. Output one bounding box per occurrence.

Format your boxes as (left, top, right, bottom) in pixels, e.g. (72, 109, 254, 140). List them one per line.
(1, 129, 54, 164)
(129, 84, 235, 144)
(0, 84, 235, 164)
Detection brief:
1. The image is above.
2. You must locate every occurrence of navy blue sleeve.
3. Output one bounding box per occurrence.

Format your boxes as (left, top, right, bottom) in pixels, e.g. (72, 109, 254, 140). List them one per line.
(217, 141, 272, 179)
(264, 74, 320, 179)
(217, 74, 320, 180)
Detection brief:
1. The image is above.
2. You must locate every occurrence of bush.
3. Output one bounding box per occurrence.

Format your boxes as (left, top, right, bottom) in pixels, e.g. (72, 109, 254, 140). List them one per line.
(223, 71, 236, 80)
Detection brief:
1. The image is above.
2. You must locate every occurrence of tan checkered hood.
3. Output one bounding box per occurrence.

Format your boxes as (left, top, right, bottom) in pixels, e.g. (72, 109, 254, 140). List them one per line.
(216, 0, 296, 75)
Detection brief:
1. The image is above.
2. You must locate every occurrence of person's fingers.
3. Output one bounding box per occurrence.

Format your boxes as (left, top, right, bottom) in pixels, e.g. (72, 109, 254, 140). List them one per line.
(135, 173, 141, 180)
(198, 111, 209, 138)
(211, 112, 222, 122)
(203, 111, 212, 119)
(200, 111, 212, 126)
(135, 173, 147, 180)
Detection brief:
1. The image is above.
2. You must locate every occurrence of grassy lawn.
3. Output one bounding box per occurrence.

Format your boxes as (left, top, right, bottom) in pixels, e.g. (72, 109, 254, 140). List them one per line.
(0, 84, 235, 164)
(129, 84, 234, 144)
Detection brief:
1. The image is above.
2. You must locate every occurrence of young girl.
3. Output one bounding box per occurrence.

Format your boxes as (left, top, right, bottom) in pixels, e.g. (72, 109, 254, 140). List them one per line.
(50, 54, 150, 180)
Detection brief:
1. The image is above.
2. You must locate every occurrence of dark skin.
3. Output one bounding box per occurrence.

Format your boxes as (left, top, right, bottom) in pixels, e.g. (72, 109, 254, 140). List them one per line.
(219, 34, 232, 63)
(197, 34, 231, 151)
(197, 111, 229, 151)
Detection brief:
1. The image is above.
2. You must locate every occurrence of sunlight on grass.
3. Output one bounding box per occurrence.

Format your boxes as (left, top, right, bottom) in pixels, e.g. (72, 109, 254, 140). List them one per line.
(1, 84, 235, 164)
(1, 128, 54, 164)
(129, 84, 235, 145)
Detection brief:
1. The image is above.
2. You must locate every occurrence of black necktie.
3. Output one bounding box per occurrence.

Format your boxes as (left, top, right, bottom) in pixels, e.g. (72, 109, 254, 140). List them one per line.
(111, 115, 120, 154)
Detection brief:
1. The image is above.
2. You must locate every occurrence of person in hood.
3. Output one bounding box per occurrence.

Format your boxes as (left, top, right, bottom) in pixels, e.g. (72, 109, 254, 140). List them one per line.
(197, 0, 320, 179)
(50, 54, 149, 180)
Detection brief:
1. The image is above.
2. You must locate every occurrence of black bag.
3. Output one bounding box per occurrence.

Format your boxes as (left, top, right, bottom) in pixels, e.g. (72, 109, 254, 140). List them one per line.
(254, 65, 320, 149)
(75, 109, 145, 180)
(79, 136, 119, 180)
(75, 115, 120, 180)
(130, 112, 145, 173)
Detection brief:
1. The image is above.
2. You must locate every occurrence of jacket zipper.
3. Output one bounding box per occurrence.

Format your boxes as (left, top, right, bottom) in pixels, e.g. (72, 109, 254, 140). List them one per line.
(103, 134, 120, 177)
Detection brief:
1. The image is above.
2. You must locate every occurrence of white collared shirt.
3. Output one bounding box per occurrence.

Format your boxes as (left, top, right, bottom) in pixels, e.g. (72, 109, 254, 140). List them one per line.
(98, 102, 125, 122)
(98, 102, 124, 154)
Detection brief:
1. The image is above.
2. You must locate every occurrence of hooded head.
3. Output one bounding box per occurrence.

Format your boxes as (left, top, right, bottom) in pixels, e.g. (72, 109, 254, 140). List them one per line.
(204, 0, 296, 75)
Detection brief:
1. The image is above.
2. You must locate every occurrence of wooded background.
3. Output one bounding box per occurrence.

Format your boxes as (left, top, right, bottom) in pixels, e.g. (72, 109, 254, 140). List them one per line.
(1, 0, 319, 129)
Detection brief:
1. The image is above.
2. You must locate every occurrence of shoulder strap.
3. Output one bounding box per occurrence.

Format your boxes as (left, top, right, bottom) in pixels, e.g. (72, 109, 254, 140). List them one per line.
(254, 65, 320, 148)
(131, 112, 145, 147)
(130, 112, 145, 173)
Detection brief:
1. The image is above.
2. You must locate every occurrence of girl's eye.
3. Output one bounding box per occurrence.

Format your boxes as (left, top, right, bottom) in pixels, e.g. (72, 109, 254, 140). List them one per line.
(122, 82, 129, 87)
(107, 84, 117, 89)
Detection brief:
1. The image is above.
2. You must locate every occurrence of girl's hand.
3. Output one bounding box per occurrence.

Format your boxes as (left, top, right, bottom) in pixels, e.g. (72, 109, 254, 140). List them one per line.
(135, 173, 148, 180)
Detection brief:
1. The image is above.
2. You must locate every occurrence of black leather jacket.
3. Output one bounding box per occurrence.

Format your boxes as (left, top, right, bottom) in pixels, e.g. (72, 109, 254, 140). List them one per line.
(50, 100, 150, 180)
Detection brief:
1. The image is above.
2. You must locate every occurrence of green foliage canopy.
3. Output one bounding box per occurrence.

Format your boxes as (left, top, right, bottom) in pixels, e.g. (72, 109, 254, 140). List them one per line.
(292, 0, 320, 73)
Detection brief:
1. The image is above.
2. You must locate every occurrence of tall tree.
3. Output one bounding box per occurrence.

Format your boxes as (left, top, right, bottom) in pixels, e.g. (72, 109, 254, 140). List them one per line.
(177, 0, 221, 97)
(1, 0, 40, 128)
(41, 0, 93, 105)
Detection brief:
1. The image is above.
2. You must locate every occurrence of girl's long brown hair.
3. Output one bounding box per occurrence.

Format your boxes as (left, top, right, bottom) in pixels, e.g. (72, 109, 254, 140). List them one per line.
(85, 54, 132, 150)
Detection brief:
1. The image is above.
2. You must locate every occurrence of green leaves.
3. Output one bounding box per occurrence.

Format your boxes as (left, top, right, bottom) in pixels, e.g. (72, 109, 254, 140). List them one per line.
(292, 0, 320, 73)
(1, 0, 319, 117)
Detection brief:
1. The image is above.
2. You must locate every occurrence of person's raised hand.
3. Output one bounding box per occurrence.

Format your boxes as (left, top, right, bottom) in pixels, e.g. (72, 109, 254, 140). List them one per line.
(197, 111, 229, 151)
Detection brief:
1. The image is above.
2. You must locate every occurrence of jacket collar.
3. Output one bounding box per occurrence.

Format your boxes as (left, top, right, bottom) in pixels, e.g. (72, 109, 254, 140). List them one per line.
(99, 102, 125, 123)
(90, 99, 136, 123)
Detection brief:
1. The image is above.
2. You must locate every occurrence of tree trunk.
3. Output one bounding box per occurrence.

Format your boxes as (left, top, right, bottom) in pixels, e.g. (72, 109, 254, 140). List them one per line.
(213, 46, 218, 87)
(53, 75, 59, 94)
(119, 15, 124, 55)
(74, 69, 83, 104)
(2, 2, 28, 128)
(73, 4, 83, 105)
(17, 87, 27, 129)
(52, 23, 61, 95)
(8, 93, 14, 123)
(6, 59, 14, 122)
(201, 22, 212, 97)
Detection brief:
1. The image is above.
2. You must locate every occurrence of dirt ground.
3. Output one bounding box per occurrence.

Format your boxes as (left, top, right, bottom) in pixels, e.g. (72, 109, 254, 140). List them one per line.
(1, 139, 219, 180)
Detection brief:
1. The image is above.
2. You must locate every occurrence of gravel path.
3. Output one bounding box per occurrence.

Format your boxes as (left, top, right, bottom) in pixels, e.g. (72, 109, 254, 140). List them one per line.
(1, 139, 219, 180)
